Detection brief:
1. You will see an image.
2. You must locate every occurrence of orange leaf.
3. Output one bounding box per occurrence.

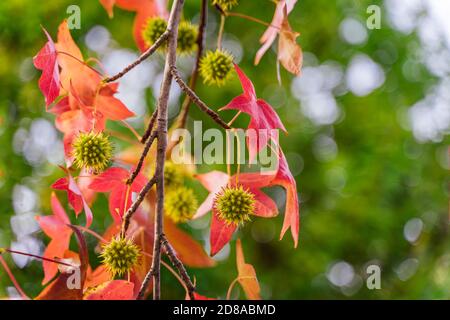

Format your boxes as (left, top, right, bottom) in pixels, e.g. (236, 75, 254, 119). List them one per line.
(99, 0, 168, 52)
(84, 280, 134, 300)
(278, 6, 302, 75)
(35, 192, 72, 285)
(236, 239, 260, 300)
(85, 265, 112, 289)
(165, 218, 216, 268)
(35, 226, 89, 300)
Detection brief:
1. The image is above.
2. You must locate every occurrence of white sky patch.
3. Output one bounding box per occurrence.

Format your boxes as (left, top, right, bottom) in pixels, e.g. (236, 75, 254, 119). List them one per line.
(346, 54, 385, 97)
(339, 18, 368, 45)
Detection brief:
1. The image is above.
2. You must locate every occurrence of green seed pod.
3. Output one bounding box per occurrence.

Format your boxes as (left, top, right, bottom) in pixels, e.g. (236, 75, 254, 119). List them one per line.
(165, 187, 198, 223)
(72, 131, 113, 173)
(177, 21, 198, 54)
(214, 185, 255, 226)
(142, 17, 168, 49)
(199, 49, 234, 86)
(212, 0, 239, 11)
(100, 237, 141, 277)
(164, 162, 185, 189)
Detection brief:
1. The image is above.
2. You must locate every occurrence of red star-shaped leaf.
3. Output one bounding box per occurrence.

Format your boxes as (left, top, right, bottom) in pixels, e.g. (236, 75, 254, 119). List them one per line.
(220, 64, 287, 161)
(33, 27, 60, 107)
(195, 171, 278, 256)
(51, 167, 93, 227)
(270, 149, 300, 247)
(89, 167, 148, 224)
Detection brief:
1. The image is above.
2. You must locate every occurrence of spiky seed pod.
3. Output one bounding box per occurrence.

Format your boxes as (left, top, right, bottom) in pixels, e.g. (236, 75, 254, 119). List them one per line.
(177, 21, 198, 54)
(164, 162, 185, 188)
(214, 185, 255, 226)
(199, 49, 234, 86)
(164, 187, 198, 223)
(72, 131, 113, 173)
(100, 237, 141, 278)
(142, 17, 168, 49)
(212, 0, 239, 11)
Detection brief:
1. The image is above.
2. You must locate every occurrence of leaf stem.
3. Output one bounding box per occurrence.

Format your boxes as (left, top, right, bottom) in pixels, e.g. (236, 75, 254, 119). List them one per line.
(217, 14, 226, 50)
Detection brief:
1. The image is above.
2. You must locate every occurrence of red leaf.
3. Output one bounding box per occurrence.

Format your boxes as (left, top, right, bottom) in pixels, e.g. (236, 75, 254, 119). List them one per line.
(210, 212, 237, 256)
(270, 149, 300, 247)
(236, 239, 261, 300)
(251, 189, 279, 218)
(89, 167, 147, 224)
(196, 171, 279, 220)
(220, 64, 287, 161)
(196, 170, 279, 256)
(33, 27, 60, 107)
(194, 171, 229, 219)
(186, 292, 216, 300)
(52, 168, 93, 227)
(84, 280, 134, 300)
(35, 193, 72, 285)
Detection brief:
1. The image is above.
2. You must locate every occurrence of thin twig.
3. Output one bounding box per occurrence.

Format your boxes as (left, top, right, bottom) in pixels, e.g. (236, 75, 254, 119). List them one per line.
(141, 109, 158, 143)
(121, 175, 157, 238)
(171, 66, 231, 129)
(226, 12, 276, 29)
(161, 234, 196, 300)
(103, 31, 169, 83)
(127, 130, 158, 185)
(4, 249, 75, 268)
(141, 251, 189, 296)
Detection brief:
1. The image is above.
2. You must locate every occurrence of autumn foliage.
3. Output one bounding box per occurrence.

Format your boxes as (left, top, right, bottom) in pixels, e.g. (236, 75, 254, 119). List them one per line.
(1, 0, 302, 300)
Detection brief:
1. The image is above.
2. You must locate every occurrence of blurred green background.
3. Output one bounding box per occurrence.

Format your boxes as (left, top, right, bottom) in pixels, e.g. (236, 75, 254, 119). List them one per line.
(0, 0, 449, 299)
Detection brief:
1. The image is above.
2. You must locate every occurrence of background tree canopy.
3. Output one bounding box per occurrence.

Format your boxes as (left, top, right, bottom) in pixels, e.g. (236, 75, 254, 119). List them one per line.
(0, 0, 449, 299)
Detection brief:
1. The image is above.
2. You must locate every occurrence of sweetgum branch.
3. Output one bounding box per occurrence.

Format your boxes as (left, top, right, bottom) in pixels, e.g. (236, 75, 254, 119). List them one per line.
(137, 0, 185, 300)
(103, 31, 169, 83)
(171, 66, 231, 129)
